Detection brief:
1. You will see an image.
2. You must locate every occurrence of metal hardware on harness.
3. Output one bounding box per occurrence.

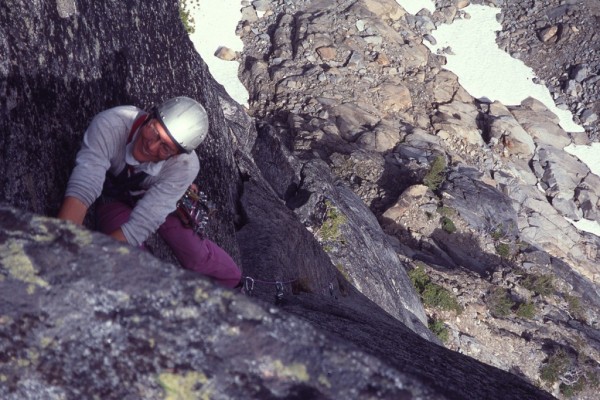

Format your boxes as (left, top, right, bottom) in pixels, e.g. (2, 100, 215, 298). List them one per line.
(275, 282, 284, 304)
(243, 277, 255, 296)
(176, 187, 214, 237)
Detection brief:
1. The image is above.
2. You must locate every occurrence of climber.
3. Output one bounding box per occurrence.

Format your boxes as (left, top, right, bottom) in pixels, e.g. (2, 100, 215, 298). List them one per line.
(58, 96, 242, 288)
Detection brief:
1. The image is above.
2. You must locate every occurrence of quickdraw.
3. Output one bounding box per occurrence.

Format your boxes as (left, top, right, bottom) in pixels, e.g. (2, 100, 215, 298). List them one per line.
(175, 187, 215, 238)
(242, 276, 297, 304)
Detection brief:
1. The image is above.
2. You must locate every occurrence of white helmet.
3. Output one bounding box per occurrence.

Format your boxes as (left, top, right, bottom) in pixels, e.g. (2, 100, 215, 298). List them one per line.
(155, 96, 209, 153)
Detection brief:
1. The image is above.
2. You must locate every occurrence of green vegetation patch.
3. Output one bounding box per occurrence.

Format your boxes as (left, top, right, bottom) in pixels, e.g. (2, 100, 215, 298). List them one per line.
(441, 216, 456, 234)
(540, 349, 600, 398)
(428, 317, 449, 343)
(436, 206, 455, 217)
(486, 287, 515, 318)
(491, 228, 505, 241)
(408, 266, 462, 313)
(317, 200, 347, 248)
(179, 1, 195, 34)
(409, 265, 430, 293)
(495, 243, 511, 259)
(159, 371, 208, 399)
(1, 241, 50, 293)
(565, 294, 586, 322)
(522, 273, 554, 296)
(423, 155, 447, 191)
(516, 301, 536, 319)
(540, 348, 571, 385)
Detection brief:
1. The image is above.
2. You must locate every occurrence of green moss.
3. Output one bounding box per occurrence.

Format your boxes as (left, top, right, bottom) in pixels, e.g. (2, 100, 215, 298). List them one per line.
(522, 273, 554, 297)
(317, 200, 347, 248)
(422, 284, 462, 313)
(495, 243, 511, 259)
(194, 287, 209, 302)
(256, 358, 310, 382)
(540, 349, 570, 385)
(408, 266, 462, 313)
(491, 228, 504, 241)
(272, 360, 310, 382)
(158, 371, 208, 400)
(408, 266, 430, 293)
(423, 155, 447, 191)
(116, 246, 130, 255)
(516, 302, 536, 319)
(318, 374, 331, 388)
(565, 294, 586, 322)
(486, 288, 515, 318)
(441, 216, 456, 234)
(436, 206, 455, 217)
(489, 222, 516, 242)
(64, 223, 93, 247)
(1, 242, 49, 292)
(560, 380, 585, 398)
(179, 1, 195, 34)
(428, 317, 449, 343)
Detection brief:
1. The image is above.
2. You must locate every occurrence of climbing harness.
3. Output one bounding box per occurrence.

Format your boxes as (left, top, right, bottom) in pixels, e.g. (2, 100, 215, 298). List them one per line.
(100, 113, 151, 206)
(175, 187, 215, 238)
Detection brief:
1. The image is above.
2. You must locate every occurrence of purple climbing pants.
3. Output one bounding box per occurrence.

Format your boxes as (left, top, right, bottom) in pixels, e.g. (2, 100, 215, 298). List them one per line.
(96, 201, 242, 288)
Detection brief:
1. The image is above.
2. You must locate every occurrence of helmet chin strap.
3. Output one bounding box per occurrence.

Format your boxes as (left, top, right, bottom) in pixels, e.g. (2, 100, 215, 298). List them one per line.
(128, 112, 152, 145)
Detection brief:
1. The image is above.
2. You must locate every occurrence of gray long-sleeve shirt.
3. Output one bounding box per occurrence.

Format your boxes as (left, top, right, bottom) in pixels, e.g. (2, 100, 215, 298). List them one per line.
(65, 105, 200, 245)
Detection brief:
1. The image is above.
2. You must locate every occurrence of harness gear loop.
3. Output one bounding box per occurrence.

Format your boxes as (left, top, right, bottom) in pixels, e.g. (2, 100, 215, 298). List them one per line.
(175, 187, 213, 238)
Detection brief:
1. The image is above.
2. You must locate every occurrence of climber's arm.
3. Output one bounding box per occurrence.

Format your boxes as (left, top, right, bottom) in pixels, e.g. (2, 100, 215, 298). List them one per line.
(109, 228, 128, 242)
(57, 196, 88, 225)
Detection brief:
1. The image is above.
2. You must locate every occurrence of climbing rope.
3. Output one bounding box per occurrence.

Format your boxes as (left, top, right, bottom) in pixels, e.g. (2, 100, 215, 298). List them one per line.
(242, 276, 338, 303)
(242, 276, 297, 303)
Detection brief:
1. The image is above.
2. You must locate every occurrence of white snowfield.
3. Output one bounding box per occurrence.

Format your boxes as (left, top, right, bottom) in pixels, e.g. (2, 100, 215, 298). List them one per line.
(184, 0, 249, 106)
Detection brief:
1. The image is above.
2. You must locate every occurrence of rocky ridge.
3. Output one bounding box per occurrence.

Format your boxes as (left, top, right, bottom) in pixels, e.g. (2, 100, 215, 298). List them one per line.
(236, 0, 600, 398)
(496, 0, 600, 140)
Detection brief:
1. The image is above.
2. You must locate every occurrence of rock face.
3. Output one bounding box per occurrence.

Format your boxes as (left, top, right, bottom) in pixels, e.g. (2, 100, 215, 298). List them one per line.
(0, 0, 598, 399)
(0, 206, 555, 399)
(497, 0, 600, 140)
(237, 0, 600, 398)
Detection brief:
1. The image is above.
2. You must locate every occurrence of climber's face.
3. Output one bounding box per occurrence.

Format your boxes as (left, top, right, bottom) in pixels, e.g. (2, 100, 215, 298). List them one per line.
(132, 119, 179, 163)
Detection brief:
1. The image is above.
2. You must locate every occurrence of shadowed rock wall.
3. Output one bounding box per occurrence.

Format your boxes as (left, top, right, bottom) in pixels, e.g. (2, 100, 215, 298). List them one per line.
(0, 0, 239, 257)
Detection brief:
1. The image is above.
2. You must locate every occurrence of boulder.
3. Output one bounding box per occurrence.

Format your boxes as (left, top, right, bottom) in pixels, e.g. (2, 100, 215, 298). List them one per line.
(378, 81, 413, 112)
(533, 146, 590, 219)
(333, 102, 381, 142)
(355, 119, 402, 152)
(435, 167, 520, 274)
(432, 101, 484, 146)
(509, 98, 571, 148)
(489, 115, 535, 156)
